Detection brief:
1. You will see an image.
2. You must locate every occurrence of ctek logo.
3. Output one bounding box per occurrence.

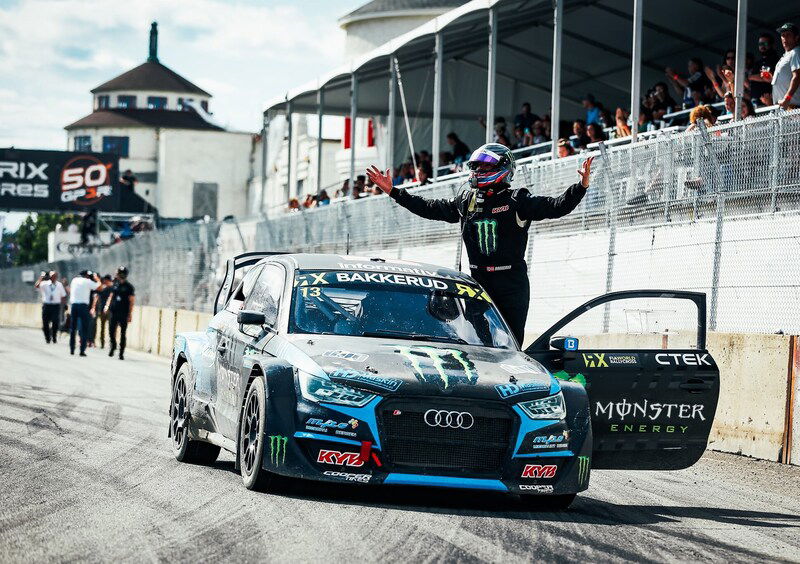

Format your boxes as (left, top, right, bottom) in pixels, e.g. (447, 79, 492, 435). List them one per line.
(577, 456, 590, 486)
(317, 449, 364, 467)
(474, 218, 498, 254)
(582, 353, 608, 368)
(491, 204, 509, 214)
(268, 435, 288, 465)
(521, 464, 557, 479)
(655, 353, 712, 366)
(398, 346, 477, 390)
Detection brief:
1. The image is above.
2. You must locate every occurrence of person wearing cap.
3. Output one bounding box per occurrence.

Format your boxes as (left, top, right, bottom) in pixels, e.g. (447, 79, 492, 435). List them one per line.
(68, 270, 101, 356)
(104, 266, 135, 360)
(34, 270, 67, 344)
(765, 23, 800, 110)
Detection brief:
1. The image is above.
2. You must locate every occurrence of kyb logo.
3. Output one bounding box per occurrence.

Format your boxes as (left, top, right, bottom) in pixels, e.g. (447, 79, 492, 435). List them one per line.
(474, 218, 497, 254)
(582, 353, 608, 368)
(424, 410, 474, 429)
(0, 161, 49, 198)
(317, 449, 364, 467)
(521, 464, 557, 479)
(398, 346, 477, 390)
(655, 353, 712, 366)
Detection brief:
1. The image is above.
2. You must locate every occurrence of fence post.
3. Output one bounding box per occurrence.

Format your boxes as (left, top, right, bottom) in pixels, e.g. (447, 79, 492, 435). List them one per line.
(663, 132, 675, 223)
(697, 120, 725, 331)
(599, 142, 616, 333)
(770, 112, 783, 212)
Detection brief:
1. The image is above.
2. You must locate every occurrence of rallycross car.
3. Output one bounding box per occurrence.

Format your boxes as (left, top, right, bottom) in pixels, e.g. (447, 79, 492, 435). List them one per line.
(168, 253, 720, 508)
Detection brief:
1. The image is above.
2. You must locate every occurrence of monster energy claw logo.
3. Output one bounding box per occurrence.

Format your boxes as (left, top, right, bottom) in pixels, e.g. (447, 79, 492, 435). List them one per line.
(474, 219, 498, 254)
(577, 456, 590, 486)
(398, 346, 477, 390)
(269, 435, 288, 465)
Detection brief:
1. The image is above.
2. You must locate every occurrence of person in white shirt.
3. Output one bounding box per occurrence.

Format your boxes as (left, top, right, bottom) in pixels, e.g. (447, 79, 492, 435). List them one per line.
(768, 23, 800, 110)
(34, 271, 67, 344)
(69, 270, 101, 356)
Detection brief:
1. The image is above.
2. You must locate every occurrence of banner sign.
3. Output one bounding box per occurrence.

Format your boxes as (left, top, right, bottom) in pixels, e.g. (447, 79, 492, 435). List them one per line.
(0, 148, 121, 212)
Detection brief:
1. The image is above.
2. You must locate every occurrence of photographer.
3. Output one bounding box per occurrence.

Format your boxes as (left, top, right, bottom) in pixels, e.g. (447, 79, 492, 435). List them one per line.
(34, 270, 67, 344)
(68, 270, 102, 356)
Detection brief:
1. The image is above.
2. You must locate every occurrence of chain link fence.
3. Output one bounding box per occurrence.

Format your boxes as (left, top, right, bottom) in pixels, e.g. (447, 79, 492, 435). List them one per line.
(2, 110, 799, 333)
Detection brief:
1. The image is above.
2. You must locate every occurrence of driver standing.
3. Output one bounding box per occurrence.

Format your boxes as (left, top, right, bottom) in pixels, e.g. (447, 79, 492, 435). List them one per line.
(367, 144, 592, 346)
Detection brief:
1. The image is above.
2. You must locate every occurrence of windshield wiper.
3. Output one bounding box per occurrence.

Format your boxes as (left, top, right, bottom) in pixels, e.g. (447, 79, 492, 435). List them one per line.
(360, 330, 468, 344)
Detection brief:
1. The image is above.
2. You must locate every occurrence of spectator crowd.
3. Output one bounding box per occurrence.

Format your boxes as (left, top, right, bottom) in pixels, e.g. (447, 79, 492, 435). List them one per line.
(288, 22, 799, 211)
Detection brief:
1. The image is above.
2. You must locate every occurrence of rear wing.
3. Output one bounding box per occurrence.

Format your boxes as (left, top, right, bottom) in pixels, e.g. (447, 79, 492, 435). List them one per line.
(213, 252, 289, 314)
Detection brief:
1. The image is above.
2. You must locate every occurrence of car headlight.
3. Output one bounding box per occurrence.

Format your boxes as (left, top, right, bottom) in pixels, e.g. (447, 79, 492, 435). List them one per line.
(518, 392, 566, 420)
(297, 370, 377, 407)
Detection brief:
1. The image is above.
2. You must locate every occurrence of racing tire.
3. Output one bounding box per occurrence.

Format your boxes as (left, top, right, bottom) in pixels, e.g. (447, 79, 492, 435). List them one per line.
(239, 376, 274, 491)
(522, 493, 577, 511)
(171, 364, 221, 465)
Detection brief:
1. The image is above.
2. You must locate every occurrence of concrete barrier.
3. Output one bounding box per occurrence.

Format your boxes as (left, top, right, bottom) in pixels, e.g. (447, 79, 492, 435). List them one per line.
(158, 308, 177, 358)
(706, 332, 791, 461)
(1, 302, 797, 464)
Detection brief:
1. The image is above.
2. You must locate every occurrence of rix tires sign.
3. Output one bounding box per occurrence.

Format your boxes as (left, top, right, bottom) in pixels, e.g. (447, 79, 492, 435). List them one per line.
(0, 148, 120, 212)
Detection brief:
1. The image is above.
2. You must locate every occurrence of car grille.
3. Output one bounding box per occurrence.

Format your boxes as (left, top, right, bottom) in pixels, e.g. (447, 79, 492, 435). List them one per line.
(378, 398, 513, 476)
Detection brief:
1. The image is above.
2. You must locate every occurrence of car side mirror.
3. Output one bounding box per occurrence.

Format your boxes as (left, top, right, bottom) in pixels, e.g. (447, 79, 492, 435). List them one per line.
(550, 336, 579, 351)
(238, 309, 266, 332)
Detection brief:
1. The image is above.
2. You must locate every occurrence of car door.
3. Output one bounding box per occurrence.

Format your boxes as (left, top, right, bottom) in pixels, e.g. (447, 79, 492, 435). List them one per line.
(525, 290, 720, 470)
(215, 264, 264, 438)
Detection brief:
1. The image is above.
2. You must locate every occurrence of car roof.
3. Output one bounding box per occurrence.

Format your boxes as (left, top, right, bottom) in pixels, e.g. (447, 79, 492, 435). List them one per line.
(262, 253, 473, 281)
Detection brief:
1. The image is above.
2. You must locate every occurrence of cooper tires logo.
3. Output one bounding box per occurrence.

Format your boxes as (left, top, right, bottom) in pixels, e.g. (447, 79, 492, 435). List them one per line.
(423, 409, 474, 429)
(60, 155, 113, 205)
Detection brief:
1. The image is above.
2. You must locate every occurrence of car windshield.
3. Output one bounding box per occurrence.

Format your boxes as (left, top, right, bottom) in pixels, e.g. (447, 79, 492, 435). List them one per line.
(289, 270, 516, 349)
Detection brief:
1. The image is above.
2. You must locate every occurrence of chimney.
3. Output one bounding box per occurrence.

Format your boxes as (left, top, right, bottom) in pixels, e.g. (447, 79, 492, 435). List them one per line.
(148, 22, 158, 62)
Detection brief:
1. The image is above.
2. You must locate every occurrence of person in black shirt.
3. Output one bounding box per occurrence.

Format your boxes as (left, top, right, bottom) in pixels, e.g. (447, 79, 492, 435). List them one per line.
(446, 132, 471, 166)
(367, 143, 593, 345)
(750, 33, 780, 105)
(91, 274, 113, 349)
(104, 266, 135, 360)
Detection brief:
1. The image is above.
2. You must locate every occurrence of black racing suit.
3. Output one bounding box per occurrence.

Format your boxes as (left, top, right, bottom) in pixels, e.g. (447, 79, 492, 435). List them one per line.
(389, 182, 586, 345)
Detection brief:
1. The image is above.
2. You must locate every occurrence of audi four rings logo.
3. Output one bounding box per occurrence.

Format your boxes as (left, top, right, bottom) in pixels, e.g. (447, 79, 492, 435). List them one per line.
(424, 409, 474, 429)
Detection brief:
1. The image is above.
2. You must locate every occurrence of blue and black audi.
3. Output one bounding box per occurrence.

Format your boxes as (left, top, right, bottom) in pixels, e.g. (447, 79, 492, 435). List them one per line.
(168, 253, 720, 509)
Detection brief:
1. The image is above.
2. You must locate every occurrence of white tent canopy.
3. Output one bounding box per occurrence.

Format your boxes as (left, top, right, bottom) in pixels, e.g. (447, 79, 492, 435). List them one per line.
(262, 0, 797, 184)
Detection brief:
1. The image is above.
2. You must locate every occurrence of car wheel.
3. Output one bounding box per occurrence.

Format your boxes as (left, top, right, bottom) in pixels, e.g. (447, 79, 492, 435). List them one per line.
(171, 364, 220, 465)
(521, 493, 577, 511)
(239, 376, 274, 491)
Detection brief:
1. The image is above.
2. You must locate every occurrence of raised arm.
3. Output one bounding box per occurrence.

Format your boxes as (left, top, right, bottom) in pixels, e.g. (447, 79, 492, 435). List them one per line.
(518, 157, 592, 221)
(366, 166, 462, 223)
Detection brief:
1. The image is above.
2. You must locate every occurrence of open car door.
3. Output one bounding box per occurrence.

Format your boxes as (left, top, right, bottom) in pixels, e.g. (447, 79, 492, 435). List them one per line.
(525, 290, 720, 470)
(213, 252, 286, 314)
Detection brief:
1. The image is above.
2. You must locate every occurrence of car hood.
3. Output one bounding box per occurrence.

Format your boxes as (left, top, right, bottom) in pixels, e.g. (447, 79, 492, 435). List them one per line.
(284, 334, 559, 402)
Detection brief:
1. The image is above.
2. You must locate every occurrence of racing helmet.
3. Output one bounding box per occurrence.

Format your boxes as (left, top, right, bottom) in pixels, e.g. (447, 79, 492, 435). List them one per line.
(466, 143, 515, 189)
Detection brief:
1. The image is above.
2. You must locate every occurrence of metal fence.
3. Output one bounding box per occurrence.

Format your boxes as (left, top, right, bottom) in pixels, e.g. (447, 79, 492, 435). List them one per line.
(3, 110, 800, 335)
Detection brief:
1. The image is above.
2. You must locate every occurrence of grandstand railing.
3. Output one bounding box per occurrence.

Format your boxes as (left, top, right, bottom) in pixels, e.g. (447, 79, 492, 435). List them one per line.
(2, 109, 799, 335)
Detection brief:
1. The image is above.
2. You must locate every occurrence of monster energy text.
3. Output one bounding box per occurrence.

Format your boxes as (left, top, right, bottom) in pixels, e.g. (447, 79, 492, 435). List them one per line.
(474, 219, 497, 254)
(269, 435, 288, 465)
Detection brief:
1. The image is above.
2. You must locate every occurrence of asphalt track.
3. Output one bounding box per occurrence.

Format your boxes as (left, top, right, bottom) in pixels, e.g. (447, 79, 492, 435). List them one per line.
(1, 326, 800, 563)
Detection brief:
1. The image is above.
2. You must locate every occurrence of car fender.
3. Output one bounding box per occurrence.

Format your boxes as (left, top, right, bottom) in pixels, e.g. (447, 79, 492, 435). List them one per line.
(172, 330, 217, 400)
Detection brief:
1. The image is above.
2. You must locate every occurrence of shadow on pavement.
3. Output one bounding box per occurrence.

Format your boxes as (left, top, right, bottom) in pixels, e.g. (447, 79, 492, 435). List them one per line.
(210, 460, 800, 528)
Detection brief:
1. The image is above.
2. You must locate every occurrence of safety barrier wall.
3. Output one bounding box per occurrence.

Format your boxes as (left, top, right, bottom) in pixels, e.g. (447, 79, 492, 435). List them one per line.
(0, 301, 795, 465)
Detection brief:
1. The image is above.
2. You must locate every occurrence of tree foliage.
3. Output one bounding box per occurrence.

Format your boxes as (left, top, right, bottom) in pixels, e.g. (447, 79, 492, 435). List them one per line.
(14, 213, 80, 266)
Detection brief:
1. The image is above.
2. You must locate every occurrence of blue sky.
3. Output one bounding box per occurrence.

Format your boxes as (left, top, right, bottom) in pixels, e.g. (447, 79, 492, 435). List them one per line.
(0, 0, 364, 150)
